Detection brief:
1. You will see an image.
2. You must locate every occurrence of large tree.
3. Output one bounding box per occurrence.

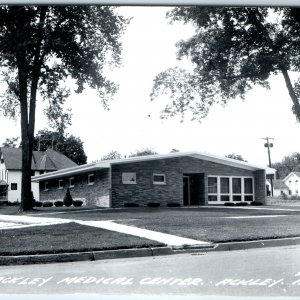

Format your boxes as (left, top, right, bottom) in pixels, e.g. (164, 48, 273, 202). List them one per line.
(101, 150, 122, 160)
(33, 129, 87, 165)
(225, 153, 247, 162)
(272, 153, 300, 179)
(0, 6, 128, 210)
(129, 148, 157, 157)
(151, 7, 300, 122)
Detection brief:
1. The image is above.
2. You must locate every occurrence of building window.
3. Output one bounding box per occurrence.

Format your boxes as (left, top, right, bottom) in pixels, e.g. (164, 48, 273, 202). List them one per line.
(40, 171, 44, 175)
(208, 176, 254, 203)
(208, 177, 218, 201)
(88, 174, 95, 185)
(11, 183, 17, 190)
(153, 174, 166, 185)
(44, 182, 49, 191)
(69, 177, 75, 188)
(58, 179, 64, 189)
(122, 172, 136, 184)
(289, 190, 292, 195)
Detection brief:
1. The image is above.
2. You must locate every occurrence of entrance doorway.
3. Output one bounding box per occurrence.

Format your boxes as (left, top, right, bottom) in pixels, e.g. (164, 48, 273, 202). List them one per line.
(183, 174, 205, 206)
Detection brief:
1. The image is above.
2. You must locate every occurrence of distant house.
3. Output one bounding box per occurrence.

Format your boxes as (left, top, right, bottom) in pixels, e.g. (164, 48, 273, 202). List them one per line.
(266, 179, 289, 197)
(283, 172, 300, 197)
(0, 147, 77, 203)
(32, 151, 275, 207)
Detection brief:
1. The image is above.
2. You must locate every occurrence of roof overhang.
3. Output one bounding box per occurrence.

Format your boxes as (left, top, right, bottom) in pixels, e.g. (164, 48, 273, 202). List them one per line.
(31, 151, 275, 182)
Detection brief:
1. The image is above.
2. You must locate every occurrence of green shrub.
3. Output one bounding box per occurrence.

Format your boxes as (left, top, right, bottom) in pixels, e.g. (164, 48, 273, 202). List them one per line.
(167, 202, 181, 207)
(124, 202, 139, 207)
(147, 202, 160, 208)
(224, 202, 235, 206)
(54, 200, 63, 207)
(63, 188, 73, 207)
(250, 201, 263, 206)
(42, 201, 53, 207)
(235, 202, 248, 206)
(73, 200, 83, 207)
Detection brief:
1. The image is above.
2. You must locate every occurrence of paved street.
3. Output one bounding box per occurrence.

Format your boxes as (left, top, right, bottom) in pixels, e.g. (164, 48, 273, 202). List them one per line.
(0, 245, 300, 297)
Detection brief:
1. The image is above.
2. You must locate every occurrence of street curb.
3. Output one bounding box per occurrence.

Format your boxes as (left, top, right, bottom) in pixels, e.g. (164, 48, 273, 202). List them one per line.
(1, 237, 300, 266)
(214, 236, 300, 251)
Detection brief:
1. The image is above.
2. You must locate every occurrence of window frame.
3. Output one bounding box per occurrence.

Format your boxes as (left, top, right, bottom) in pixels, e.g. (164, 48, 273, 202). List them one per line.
(44, 182, 49, 191)
(88, 174, 95, 185)
(122, 172, 137, 185)
(69, 177, 75, 188)
(11, 183, 17, 191)
(58, 179, 64, 190)
(153, 173, 166, 185)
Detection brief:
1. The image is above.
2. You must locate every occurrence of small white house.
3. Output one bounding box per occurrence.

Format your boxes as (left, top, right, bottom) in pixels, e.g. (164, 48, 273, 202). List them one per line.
(266, 179, 289, 198)
(282, 172, 300, 197)
(0, 147, 77, 203)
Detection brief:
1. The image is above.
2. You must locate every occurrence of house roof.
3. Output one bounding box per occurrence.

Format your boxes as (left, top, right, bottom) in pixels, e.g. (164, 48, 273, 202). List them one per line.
(267, 179, 289, 190)
(0, 147, 77, 171)
(32, 151, 276, 182)
(283, 171, 300, 182)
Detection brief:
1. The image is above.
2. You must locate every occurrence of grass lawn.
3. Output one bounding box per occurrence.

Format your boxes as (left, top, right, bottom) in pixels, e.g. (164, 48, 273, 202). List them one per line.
(0, 222, 165, 256)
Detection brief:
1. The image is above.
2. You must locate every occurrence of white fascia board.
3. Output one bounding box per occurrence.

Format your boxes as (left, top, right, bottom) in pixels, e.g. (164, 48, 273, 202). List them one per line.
(282, 172, 299, 182)
(31, 163, 109, 182)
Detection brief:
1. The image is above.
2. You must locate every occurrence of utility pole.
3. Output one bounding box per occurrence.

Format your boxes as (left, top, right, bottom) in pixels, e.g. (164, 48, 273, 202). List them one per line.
(262, 137, 274, 197)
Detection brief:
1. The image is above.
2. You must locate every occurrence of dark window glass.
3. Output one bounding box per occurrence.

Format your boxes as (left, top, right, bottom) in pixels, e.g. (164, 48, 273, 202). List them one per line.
(208, 195, 217, 201)
(11, 183, 17, 190)
(208, 177, 217, 193)
(221, 195, 230, 202)
(232, 178, 241, 194)
(221, 178, 229, 193)
(153, 175, 165, 183)
(88, 175, 95, 184)
(233, 195, 242, 201)
(244, 178, 253, 194)
(244, 195, 253, 201)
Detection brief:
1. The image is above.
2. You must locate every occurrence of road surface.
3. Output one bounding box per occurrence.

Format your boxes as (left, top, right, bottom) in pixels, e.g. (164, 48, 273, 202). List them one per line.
(0, 245, 300, 297)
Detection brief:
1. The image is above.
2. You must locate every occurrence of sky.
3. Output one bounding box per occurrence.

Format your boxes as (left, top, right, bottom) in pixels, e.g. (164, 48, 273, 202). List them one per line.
(1, 6, 300, 167)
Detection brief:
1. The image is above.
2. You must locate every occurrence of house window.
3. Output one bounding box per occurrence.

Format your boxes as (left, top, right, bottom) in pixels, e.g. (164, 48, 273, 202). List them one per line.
(289, 190, 292, 195)
(69, 177, 75, 188)
(122, 172, 136, 184)
(232, 178, 242, 201)
(40, 171, 44, 175)
(11, 183, 17, 190)
(88, 174, 95, 185)
(153, 174, 166, 185)
(220, 177, 230, 201)
(244, 178, 254, 201)
(58, 179, 64, 189)
(44, 182, 49, 191)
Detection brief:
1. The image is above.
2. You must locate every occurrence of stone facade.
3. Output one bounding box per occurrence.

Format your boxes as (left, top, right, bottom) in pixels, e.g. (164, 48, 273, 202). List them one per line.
(39, 169, 110, 206)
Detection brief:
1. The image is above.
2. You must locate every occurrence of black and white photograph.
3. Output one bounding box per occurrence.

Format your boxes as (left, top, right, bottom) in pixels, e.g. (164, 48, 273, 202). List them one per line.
(0, 1, 300, 298)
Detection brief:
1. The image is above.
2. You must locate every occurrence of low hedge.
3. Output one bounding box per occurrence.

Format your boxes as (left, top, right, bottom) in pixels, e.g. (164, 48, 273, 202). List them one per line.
(224, 202, 235, 206)
(124, 202, 139, 208)
(34, 201, 43, 207)
(167, 202, 181, 207)
(73, 200, 83, 207)
(54, 201, 64, 207)
(250, 201, 264, 206)
(147, 202, 160, 208)
(235, 202, 248, 206)
(42, 201, 53, 207)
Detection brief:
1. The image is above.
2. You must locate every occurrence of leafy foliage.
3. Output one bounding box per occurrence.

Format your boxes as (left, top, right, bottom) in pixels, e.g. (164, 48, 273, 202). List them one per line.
(272, 152, 300, 179)
(129, 148, 158, 157)
(1, 137, 20, 148)
(101, 150, 122, 160)
(0, 6, 128, 210)
(33, 129, 87, 165)
(151, 7, 300, 122)
(63, 188, 73, 207)
(225, 153, 247, 162)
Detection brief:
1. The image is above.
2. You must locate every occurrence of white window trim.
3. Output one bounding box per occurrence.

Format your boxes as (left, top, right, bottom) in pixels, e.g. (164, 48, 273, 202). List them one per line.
(122, 172, 137, 185)
(208, 176, 255, 203)
(153, 173, 166, 185)
(69, 177, 75, 188)
(44, 182, 49, 191)
(88, 174, 95, 186)
(58, 179, 64, 190)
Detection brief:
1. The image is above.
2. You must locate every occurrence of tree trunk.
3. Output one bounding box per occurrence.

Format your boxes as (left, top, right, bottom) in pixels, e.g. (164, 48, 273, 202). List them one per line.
(281, 68, 300, 122)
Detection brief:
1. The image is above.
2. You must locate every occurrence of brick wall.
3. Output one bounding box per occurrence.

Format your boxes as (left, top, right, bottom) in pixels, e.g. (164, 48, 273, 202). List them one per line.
(254, 169, 267, 204)
(39, 169, 110, 206)
(111, 157, 260, 207)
